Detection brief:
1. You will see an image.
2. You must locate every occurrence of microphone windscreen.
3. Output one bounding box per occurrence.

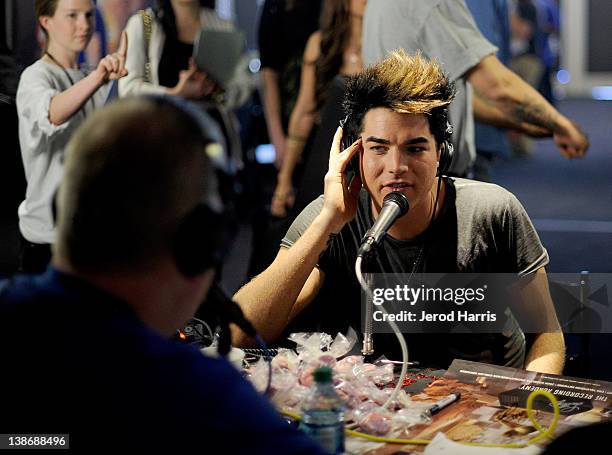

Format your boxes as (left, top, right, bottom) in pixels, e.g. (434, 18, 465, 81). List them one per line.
(382, 192, 409, 216)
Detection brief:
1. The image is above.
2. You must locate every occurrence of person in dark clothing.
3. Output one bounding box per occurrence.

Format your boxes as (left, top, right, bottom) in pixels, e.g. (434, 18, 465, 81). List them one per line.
(270, 0, 367, 218)
(0, 38, 25, 274)
(258, 0, 322, 164)
(0, 96, 324, 454)
(248, 0, 322, 278)
(542, 422, 612, 454)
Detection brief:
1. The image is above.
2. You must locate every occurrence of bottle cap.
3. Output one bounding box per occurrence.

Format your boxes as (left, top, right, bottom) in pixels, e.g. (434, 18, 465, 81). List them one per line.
(313, 366, 333, 383)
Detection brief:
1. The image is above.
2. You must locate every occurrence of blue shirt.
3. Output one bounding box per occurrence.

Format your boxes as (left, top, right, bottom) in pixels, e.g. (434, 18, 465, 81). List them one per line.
(0, 268, 323, 453)
(465, 0, 511, 158)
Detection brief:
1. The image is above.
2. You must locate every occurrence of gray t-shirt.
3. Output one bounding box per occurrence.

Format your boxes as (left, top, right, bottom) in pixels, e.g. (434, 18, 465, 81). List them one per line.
(362, 0, 497, 176)
(16, 60, 111, 244)
(281, 178, 549, 367)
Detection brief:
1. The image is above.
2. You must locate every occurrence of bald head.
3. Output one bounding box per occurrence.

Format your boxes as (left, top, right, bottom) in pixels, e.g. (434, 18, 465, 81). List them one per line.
(55, 97, 216, 273)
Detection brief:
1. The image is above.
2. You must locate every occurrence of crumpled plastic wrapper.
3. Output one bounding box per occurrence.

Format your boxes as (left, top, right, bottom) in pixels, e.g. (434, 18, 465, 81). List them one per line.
(245, 330, 426, 437)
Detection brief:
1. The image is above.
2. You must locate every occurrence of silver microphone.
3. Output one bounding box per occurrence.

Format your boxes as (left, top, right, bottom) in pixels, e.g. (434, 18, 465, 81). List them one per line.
(358, 192, 409, 257)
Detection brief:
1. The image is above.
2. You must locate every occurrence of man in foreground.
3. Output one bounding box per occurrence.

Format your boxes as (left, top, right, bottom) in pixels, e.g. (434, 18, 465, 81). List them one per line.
(0, 97, 324, 453)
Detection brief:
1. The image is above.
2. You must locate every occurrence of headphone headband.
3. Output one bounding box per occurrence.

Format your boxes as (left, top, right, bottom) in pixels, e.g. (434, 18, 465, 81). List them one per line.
(143, 95, 232, 276)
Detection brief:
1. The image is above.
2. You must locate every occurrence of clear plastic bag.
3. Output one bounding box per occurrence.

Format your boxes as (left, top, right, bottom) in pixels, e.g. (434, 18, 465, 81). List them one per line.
(357, 406, 394, 436)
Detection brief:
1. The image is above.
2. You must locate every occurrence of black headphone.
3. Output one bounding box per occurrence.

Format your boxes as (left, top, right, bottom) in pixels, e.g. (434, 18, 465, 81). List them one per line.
(437, 121, 454, 177)
(340, 114, 454, 177)
(174, 203, 228, 277)
(145, 95, 233, 277)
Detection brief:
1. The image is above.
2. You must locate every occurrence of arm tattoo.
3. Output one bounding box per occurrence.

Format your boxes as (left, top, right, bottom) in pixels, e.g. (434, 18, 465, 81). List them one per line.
(512, 98, 559, 133)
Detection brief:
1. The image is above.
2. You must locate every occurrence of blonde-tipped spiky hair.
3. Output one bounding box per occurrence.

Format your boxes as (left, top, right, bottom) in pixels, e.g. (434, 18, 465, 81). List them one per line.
(343, 50, 456, 146)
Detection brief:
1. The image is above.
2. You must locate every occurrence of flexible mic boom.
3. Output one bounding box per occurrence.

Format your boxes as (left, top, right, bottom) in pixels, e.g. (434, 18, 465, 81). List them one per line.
(358, 192, 409, 356)
(358, 192, 409, 257)
(205, 283, 257, 355)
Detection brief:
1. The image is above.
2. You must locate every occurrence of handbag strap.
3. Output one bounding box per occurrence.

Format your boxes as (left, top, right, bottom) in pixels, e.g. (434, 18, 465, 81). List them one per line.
(138, 9, 152, 83)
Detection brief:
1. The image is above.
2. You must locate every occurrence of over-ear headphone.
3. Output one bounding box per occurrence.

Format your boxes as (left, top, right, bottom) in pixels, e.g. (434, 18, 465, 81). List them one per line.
(437, 121, 454, 177)
(144, 95, 233, 277)
(174, 203, 227, 277)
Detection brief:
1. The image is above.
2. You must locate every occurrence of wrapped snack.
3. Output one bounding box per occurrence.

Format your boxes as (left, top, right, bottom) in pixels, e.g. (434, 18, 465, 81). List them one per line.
(395, 389, 413, 409)
(334, 355, 363, 379)
(369, 386, 392, 407)
(335, 379, 362, 409)
(318, 354, 337, 368)
(289, 330, 357, 364)
(247, 330, 414, 431)
(271, 369, 298, 392)
(358, 407, 394, 436)
(289, 332, 333, 357)
(371, 388, 407, 410)
(354, 383, 380, 402)
(348, 401, 378, 424)
(247, 358, 270, 393)
(271, 349, 300, 373)
(271, 384, 310, 411)
(299, 365, 316, 387)
(364, 363, 395, 386)
(393, 404, 432, 429)
(327, 327, 357, 359)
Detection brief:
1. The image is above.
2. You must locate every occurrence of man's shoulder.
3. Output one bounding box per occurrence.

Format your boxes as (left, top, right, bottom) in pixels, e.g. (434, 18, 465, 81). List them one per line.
(281, 195, 325, 248)
(452, 177, 518, 208)
(0, 272, 53, 304)
(293, 195, 326, 228)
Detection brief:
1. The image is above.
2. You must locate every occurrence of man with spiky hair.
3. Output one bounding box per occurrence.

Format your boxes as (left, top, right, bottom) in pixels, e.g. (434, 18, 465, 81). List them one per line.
(234, 51, 564, 374)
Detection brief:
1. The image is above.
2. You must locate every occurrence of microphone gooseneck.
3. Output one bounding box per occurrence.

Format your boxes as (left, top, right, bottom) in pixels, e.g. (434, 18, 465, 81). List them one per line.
(358, 192, 409, 356)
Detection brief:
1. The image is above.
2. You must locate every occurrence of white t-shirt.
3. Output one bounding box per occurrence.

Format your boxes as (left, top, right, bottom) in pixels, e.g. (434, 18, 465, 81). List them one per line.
(16, 60, 110, 244)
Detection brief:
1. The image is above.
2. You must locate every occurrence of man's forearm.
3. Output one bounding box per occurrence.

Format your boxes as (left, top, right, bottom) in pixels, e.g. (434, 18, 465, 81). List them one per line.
(469, 55, 570, 135)
(507, 76, 565, 134)
(473, 91, 552, 137)
(525, 331, 565, 374)
(233, 214, 335, 345)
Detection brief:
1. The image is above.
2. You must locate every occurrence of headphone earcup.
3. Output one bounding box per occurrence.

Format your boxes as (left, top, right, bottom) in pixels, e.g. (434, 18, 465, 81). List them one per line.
(437, 141, 452, 176)
(174, 205, 220, 277)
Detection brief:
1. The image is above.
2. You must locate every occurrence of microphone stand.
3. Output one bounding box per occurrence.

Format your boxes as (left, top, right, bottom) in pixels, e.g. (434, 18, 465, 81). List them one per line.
(355, 255, 409, 411)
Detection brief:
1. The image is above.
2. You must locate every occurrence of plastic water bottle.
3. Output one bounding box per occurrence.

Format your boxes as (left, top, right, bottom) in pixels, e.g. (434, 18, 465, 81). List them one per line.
(300, 366, 346, 454)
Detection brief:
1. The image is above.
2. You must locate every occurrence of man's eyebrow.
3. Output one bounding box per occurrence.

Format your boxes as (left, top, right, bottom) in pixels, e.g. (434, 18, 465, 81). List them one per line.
(365, 136, 390, 145)
(403, 137, 430, 145)
(365, 136, 430, 145)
